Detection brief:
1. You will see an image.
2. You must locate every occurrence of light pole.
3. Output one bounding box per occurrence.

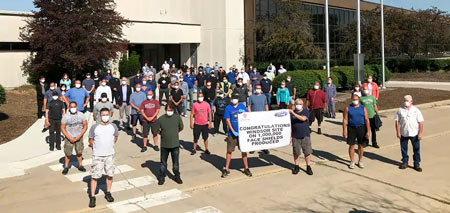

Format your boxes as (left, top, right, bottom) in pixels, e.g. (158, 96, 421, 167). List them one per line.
(325, 0, 330, 77)
(381, 0, 386, 88)
(357, 0, 361, 84)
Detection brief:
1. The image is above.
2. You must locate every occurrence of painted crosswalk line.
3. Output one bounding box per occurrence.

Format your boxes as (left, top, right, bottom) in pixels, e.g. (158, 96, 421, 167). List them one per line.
(65, 164, 135, 182)
(83, 175, 156, 194)
(49, 158, 93, 171)
(107, 189, 190, 213)
(186, 206, 223, 213)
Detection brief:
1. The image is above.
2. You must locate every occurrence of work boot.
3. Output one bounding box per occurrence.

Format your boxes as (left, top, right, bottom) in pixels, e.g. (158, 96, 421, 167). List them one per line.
(372, 143, 380, 148)
(88, 196, 96, 208)
(244, 169, 252, 177)
(292, 165, 300, 175)
(174, 176, 183, 184)
(306, 165, 313, 175)
(141, 146, 147, 152)
(56, 144, 61, 150)
(414, 165, 423, 172)
(317, 128, 322, 135)
(62, 167, 69, 175)
(78, 166, 86, 172)
(221, 169, 230, 178)
(104, 192, 114, 202)
(399, 163, 408, 170)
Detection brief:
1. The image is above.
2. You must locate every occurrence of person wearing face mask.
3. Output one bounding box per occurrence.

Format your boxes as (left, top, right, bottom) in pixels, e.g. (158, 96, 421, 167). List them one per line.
(142, 62, 149, 76)
(306, 82, 327, 134)
(248, 84, 270, 155)
(88, 108, 119, 208)
(249, 68, 261, 93)
(207, 72, 219, 90)
(190, 93, 212, 155)
(162, 60, 170, 72)
(267, 62, 276, 74)
(289, 99, 313, 175)
(118, 77, 132, 129)
(60, 73, 71, 89)
(130, 84, 147, 139)
(184, 71, 195, 110)
(352, 83, 362, 98)
(95, 79, 112, 104)
(108, 73, 121, 106)
(131, 70, 143, 92)
(264, 67, 275, 82)
(140, 90, 161, 152)
(82, 73, 96, 112)
(36, 76, 47, 118)
(42, 82, 62, 132)
(222, 94, 252, 178)
(217, 68, 226, 83)
(276, 81, 290, 109)
(395, 95, 424, 172)
(64, 80, 90, 113)
(93, 70, 101, 88)
(93, 93, 115, 124)
(170, 64, 178, 74)
(198, 62, 204, 72)
(45, 91, 66, 151)
(362, 75, 379, 100)
(61, 102, 88, 175)
(323, 77, 337, 118)
(143, 66, 152, 78)
(285, 75, 296, 101)
(237, 68, 250, 87)
(181, 62, 189, 73)
(170, 70, 179, 87)
(278, 64, 287, 75)
(260, 74, 273, 110)
(104, 69, 112, 82)
(195, 69, 207, 95)
(213, 91, 230, 135)
(149, 65, 157, 77)
(360, 85, 379, 148)
(170, 82, 184, 116)
(233, 78, 249, 106)
(204, 63, 212, 75)
(179, 77, 189, 117)
(158, 72, 171, 106)
(153, 104, 184, 185)
(226, 67, 237, 86)
(148, 75, 157, 99)
(343, 95, 370, 169)
(60, 84, 68, 107)
(140, 77, 153, 95)
(219, 76, 234, 98)
(202, 80, 216, 119)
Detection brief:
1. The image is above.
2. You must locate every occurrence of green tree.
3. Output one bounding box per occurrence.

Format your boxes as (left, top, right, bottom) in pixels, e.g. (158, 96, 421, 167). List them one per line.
(119, 52, 141, 77)
(0, 84, 5, 105)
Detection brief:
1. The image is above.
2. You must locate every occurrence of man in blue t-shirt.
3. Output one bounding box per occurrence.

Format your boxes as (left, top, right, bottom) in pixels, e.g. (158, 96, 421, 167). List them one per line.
(65, 80, 90, 112)
(290, 99, 313, 176)
(226, 70, 237, 86)
(222, 94, 252, 178)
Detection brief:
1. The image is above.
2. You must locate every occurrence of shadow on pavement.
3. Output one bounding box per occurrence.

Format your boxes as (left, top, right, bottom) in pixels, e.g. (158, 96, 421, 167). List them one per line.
(363, 151, 400, 167)
(83, 175, 107, 196)
(312, 149, 350, 166)
(325, 119, 343, 126)
(141, 160, 175, 180)
(199, 152, 272, 175)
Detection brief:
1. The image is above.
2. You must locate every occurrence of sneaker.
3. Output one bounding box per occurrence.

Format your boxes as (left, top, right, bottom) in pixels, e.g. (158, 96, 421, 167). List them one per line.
(357, 161, 365, 168)
(262, 149, 270, 154)
(244, 168, 252, 177)
(317, 128, 322, 134)
(41, 127, 48, 133)
(62, 167, 69, 175)
(191, 150, 196, 155)
(292, 165, 300, 175)
(205, 149, 211, 155)
(78, 166, 86, 172)
(249, 151, 255, 154)
(104, 192, 114, 202)
(349, 161, 355, 169)
(399, 163, 408, 169)
(221, 169, 230, 178)
(153, 146, 160, 152)
(49, 146, 54, 151)
(88, 196, 96, 208)
(414, 165, 423, 172)
(306, 166, 313, 175)
(56, 144, 61, 150)
(174, 176, 183, 184)
(372, 143, 380, 149)
(158, 177, 165, 185)
(132, 134, 136, 140)
(141, 146, 147, 152)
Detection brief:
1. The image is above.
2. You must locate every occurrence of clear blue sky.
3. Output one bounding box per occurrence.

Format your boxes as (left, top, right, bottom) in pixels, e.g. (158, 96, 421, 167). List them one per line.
(0, 0, 449, 12)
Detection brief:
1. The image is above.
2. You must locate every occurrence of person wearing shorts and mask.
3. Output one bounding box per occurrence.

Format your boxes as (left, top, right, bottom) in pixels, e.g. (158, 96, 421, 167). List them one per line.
(190, 93, 212, 155)
(289, 99, 313, 175)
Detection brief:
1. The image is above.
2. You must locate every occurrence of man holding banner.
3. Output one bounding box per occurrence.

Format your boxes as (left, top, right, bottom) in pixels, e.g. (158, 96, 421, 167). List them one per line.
(289, 99, 313, 175)
(222, 94, 252, 178)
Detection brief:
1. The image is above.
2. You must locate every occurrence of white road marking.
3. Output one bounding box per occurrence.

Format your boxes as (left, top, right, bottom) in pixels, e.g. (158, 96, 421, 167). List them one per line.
(106, 189, 190, 213)
(65, 164, 135, 182)
(83, 175, 156, 194)
(186, 206, 223, 213)
(49, 158, 93, 171)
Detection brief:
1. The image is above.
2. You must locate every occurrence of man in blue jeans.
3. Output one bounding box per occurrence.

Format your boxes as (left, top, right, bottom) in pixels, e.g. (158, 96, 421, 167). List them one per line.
(395, 95, 424, 172)
(260, 74, 272, 109)
(184, 70, 195, 110)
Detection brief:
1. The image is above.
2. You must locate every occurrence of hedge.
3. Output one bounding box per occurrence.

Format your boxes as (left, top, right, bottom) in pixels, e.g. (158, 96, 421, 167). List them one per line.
(0, 84, 5, 105)
(383, 58, 450, 73)
(331, 65, 391, 88)
(119, 51, 141, 77)
(273, 71, 319, 98)
(252, 59, 352, 72)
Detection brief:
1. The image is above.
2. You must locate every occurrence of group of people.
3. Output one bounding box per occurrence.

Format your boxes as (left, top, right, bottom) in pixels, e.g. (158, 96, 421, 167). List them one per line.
(36, 60, 425, 208)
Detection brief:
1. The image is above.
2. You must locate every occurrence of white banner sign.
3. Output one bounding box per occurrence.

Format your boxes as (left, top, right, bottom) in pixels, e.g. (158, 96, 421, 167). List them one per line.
(238, 110, 291, 152)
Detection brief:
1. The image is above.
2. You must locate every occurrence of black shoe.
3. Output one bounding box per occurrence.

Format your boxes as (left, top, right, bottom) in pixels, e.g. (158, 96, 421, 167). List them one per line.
(399, 163, 408, 169)
(141, 146, 147, 152)
(205, 149, 211, 155)
(292, 165, 300, 175)
(221, 169, 230, 178)
(158, 178, 165, 185)
(49, 146, 54, 151)
(62, 167, 69, 175)
(414, 165, 423, 172)
(153, 146, 160, 152)
(88, 196, 96, 208)
(244, 169, 252, 177)
(191, 150, 196, 155)
(249, 151, 255, 154)
(306, 166, 313, 175)
(56, 144, 61, 150)
(262, 149, 270, 154)
(317, 128, 322, 134)
(174, 176, 183, 184)
(127, 126, 131, 130)
(373, 143, 380, 148)
(104, 192, 114, 202)
(78, 166, 86, 172)
(132, 134, 136, 140)
(41, 127, 48, 133)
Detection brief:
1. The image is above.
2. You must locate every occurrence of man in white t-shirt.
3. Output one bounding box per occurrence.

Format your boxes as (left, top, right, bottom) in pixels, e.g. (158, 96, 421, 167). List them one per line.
(94, 79, 112, 103)
(162, 61, 170, 72)
(278, 64, 287, 75)
(395, 95, 424, 172)
(88, 108, 119, 208)
(237, 67, 250, 88)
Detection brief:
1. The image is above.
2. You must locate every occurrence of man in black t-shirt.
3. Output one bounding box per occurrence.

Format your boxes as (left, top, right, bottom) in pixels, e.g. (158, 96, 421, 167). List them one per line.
(158, 72, 171, 105)
(207, 73, 218, 90)
(202, 80, 216, 120)
(285, 75, 296, 103)
(170, 81, 184, 116)
(196, 70, 207, 96)
(213, 91, 229, 135)
(45, 91, 66, 151)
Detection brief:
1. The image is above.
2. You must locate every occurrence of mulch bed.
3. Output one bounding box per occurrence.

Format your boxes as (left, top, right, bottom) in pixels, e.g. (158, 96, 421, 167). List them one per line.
(391, 72, 450, 82)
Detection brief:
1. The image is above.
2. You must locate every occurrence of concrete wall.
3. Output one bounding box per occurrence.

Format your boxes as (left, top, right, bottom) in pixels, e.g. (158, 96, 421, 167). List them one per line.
(0, 52, 29, 88)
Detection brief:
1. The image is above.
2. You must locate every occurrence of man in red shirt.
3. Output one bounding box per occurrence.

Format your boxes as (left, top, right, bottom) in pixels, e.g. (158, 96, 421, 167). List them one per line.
(306, 81, 327, 134)
(140, 90, 161, 152)
(190, 93, 213, 155)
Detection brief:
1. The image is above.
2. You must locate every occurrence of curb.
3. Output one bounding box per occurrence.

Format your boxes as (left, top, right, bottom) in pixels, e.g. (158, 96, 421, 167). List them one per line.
(378, 99, 450, 115)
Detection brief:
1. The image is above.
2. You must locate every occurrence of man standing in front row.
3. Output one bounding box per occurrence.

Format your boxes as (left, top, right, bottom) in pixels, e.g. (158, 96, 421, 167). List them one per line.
(306, 82, 327, 134)
(130, 84, 147, 139)
(247, 84, 270, 155)
(222, 94, 252, 178)
(88, 108, 119, 208)
(289, 99, 313, 175)
(61, 102, 88, 175)
(395, 95, 424, 172)
(140, 90, 160, 152)
(323, 77, 336, 118)
(190, 93, 212, 155)
(45, 91, 66, 151)
(153, 104, 184, 185)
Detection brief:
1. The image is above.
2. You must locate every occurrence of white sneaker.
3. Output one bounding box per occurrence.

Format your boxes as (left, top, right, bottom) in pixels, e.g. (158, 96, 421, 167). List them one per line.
(358, 161, 365, 168)
(349, 161, 355, 169)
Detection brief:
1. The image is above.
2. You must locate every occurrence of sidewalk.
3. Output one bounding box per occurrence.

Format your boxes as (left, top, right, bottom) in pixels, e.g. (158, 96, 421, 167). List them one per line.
(386, 81, 450, 91)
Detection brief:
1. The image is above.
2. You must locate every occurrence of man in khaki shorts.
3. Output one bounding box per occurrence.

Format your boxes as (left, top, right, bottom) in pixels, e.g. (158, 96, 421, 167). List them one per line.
(61, 102, 88, 175)
(88, 108, 119, 208)
(289, 99, 313, 175)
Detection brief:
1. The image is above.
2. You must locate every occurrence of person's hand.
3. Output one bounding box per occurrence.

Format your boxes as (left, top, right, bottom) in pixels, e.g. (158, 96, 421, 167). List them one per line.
(343, 131, 347, 139)
(365, 132, 370, 139)
(208, 123, 212, 129)
(289, 109, 294, 114)
(323, 108, 327, 113)
(331, 97, 334, 101)
(418, 133, 422, 140)
(83, 103, 87, 108)
(277, 102, 280, 106)
(115, 104, 119, 108)
(233, 131, 239, 137)
(45, 120, 50, 127)
(190, 123, 194, 129)
(113, 88, 117, 91)
(397, 132, 401, 140)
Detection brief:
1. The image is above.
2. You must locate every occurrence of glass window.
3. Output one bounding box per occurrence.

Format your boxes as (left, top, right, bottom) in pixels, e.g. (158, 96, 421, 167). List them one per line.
(256, 0, 261, 18)
(268, 0, 277, 18)
(260, 0, 268, 18)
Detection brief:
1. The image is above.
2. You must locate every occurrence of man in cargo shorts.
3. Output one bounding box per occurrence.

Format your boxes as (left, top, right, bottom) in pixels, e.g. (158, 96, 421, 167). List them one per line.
(289, 99, 313, 175)
(61, 101, 87, 175)
(88, 108, 119, 208)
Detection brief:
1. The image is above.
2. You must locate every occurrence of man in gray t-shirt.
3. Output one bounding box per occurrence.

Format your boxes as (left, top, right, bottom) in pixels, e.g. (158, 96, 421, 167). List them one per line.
(61, 102, 88, 175)
(93, 93, 114, 123)
(247, 84, 270, 154)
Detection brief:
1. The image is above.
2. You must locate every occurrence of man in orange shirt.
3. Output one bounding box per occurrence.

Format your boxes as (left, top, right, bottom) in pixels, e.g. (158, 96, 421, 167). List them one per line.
(362, 76, 379, 100)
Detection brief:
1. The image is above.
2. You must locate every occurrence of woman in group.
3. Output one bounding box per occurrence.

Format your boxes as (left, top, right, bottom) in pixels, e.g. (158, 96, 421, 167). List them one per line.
(276, 80, 290, 109)
(60, 73, 71, 89)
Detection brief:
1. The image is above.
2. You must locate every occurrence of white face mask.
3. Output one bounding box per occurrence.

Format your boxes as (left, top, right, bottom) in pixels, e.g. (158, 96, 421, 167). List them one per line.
(368, 79, 373, 83)
(314, 85, 319, 90)
(232, 99, 239, 105)
(281, 85, 285, 88)
(355, 87, 360, 91)
(223, 79, 228, 83)
(147, 95, 153, 99)
(404, 101, 411, 107)
(198, 97, 204, 102)
(136, 88, 141, 92)
(211, 75, 215, 77)
(180, 79, 184, 82)
(149, 78, 153, 81)
(101, 115, 110, 123)
(102, 82, 107, 86)
(363, 90, 369, 95)
(41, 79, 45, 83)
(75, 84, 81, 88)
(101, 97, 108, 102)
(166, 111, 174, 116)
(142, 81, 147, 84)
(295, 105, 303, 111)
(86, 75, 91, 78)
(52, 96, 59, 100)
(328, 81, 332, 84)
(61, 87, 66, 91)
(122, 81, 127, 85)
(174, 85, 179, 89)
(162, 75, 167, 78)
(50, 86, 55, 90)
(264, 76, 268, 79)
(69, 108, 77, 114)
(207, 83, 211, 86)
(238, 83, 243, 86)
(287, 78, 291, 82)
(218, 94, 224, 98)
(352, 100, 359, 105)
(255, 89, 262, 94)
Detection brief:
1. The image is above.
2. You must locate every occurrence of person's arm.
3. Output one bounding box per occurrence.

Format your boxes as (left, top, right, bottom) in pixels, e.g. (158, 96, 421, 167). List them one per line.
(141, 109, 150, 121)
(364, 107, 370, 139)
(418, 122, 423, 140)
(178, 116, 184, 132)
(269, 85, 272, 93)
(285, 90, 290, 103)
(178, 93, 183, 105)
(75, 120, 88, 142)
(289, 110, 308, 121)
(45, 109, 50, 126)
(83, 95, 90, 108)
(213, 105, 217, 114)
(343, 107, 348, 138)
(374, 104, 379, 114)
(395, 111, 401, 139)
(190, 108, 194, 129)
(375, 83, 380, 100)
(43, 98, 48, 112)
(293, 88, 297, 98)
(89, 138, 94, 148)
(332, 85, 337, 98)
(208, 108, 212, 129)
(61, 122, 74, 143)
(276, 89, 280, 104)
(226, 118, 235, 133)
